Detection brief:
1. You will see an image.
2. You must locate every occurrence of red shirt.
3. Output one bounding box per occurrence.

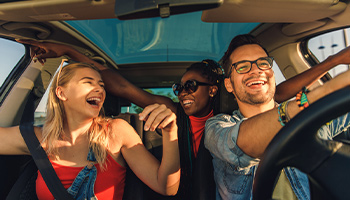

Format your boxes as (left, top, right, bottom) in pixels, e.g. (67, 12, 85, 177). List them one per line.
(36, 154, 126, 200)
(189, 110, 214, 157)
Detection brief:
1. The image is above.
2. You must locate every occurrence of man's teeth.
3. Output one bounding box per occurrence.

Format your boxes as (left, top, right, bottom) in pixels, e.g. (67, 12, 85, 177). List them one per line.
(247, 81, 264, 87)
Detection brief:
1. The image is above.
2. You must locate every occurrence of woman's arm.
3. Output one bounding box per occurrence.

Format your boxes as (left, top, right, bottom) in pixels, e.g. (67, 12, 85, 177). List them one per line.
(16, 40, 177, 112)
(117, 104, 180, 195)
(275, 46, 350, 103)
(0, 126, 30, 155)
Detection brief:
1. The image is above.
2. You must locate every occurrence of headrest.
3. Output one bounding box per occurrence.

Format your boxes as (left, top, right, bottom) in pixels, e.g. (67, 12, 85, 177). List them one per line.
(219, 81, 238, 115)
(104, 93, 132, 117)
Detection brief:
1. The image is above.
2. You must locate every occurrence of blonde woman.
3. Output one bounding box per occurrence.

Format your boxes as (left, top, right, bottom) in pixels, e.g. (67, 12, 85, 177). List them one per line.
(0, 63, 180, 199)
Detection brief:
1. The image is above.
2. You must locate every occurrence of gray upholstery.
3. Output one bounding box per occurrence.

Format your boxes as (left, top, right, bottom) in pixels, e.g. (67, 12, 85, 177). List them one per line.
(219, 81, 238, 115)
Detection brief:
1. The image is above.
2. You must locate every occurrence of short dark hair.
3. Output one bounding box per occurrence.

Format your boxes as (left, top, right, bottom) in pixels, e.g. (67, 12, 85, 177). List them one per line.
(220, 34, 269, 76)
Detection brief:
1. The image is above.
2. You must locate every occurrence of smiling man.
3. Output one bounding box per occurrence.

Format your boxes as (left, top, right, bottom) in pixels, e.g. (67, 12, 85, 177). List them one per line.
(204, 34, 350, 200)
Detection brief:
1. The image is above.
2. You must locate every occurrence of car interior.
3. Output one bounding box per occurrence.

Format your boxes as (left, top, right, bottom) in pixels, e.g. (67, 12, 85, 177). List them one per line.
(0, 0, 350, 199)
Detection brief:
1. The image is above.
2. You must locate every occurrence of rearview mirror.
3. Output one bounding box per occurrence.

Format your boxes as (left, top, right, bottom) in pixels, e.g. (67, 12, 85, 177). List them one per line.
(115, 0, 223, 20)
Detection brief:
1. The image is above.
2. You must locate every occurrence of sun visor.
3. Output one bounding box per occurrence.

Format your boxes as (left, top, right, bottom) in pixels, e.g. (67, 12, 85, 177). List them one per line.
(202, 0, 347, 23)
(115, 0, 223, 20)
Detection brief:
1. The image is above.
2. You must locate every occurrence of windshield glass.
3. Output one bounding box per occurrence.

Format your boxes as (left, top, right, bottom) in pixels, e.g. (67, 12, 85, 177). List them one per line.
(66, 11, 259, 64)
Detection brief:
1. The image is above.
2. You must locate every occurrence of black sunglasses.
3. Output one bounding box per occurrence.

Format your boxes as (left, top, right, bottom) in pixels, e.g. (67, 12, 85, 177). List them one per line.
(172, 80, 212, 96)
(229, 57, 274, 75)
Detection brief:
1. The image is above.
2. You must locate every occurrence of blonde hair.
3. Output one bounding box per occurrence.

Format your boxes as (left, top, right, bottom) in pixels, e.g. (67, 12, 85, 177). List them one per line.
(42, 62, 111, 169)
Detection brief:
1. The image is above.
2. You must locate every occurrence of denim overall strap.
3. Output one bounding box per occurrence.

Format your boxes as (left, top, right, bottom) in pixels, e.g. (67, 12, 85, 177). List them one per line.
(67, 149, 98, 200)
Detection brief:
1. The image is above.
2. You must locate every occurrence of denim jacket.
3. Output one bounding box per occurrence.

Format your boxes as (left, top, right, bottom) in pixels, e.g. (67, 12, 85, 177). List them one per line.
(204, 110, 350, 200)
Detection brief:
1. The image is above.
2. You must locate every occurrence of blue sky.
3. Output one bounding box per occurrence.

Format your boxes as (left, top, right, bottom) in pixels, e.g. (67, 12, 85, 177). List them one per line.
(0, 38, 25, 85)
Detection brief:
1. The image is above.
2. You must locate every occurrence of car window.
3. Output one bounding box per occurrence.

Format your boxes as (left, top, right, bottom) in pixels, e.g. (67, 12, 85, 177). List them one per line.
(308, 28, 350, 78)
(0, 38, 25, 91)
(34, 61, 68, 126)
(273, 61, 285, 86)
(0, 38, 25, 87)
(0, 38, 26, 106)
(121, 88, 178, 114)
(66, 12, 259, 65)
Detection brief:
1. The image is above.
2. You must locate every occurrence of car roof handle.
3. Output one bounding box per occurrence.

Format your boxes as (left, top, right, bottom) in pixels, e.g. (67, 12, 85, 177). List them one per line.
(2, 22, 51, 39)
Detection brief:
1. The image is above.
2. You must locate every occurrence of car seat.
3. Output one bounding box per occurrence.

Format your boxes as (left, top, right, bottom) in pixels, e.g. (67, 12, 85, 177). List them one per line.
(191, 82, 238, 199)
(104, 93, 165, 200)
(218, 81, 238, 115)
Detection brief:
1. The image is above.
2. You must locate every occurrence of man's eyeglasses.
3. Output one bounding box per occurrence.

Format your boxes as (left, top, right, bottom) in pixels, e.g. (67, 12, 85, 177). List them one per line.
(172, 80, 212, 96)
(229, 57, 274, 75)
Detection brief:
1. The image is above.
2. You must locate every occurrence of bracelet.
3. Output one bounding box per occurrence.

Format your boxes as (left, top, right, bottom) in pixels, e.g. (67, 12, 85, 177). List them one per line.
(285, 101, 291, 122)
(278, 101, 289, 126)
(296, 87, 310, 110)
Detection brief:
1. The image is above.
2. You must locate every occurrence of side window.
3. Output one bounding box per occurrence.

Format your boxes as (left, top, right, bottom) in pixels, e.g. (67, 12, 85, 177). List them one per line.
(121, 88, 178, 114)
(308, 28, 350, 78)
(0, 38, 25, 92)
(35, 61, 68, 126)
(273, 61, 285, 86)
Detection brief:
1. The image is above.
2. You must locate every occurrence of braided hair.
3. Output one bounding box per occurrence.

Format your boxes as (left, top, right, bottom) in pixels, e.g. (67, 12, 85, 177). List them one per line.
(176, 59, 224, 198)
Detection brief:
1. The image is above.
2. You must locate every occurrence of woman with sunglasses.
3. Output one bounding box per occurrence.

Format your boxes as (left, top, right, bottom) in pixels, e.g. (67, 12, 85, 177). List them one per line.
(17, 38, 350, 199)
(0, 62, 180, 199)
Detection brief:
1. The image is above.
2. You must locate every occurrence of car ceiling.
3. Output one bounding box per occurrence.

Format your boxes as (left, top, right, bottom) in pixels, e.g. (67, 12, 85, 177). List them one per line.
(0, 0, 349, 88)
(0, 0, 347, 23)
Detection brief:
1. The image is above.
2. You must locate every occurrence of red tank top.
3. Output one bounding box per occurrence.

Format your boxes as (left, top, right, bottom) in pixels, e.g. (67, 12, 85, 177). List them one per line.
(36, 154, 126, 200)
(189, 110, 214, 157)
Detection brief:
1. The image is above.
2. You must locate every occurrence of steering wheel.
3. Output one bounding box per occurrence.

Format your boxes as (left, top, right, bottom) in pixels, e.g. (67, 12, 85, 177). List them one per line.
(253, 87, 350, 200)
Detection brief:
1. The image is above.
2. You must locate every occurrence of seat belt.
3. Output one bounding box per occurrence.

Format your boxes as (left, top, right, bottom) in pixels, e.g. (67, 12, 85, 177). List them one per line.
(19, 92, 74, 200)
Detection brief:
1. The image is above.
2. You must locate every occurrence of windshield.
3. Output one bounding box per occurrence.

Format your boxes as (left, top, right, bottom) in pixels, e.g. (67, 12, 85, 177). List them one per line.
(66, 11, 259, 65)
